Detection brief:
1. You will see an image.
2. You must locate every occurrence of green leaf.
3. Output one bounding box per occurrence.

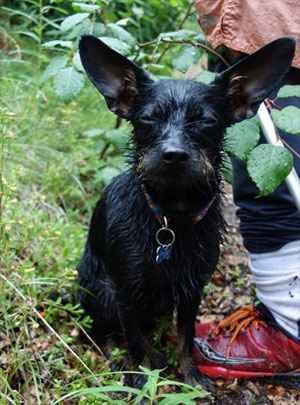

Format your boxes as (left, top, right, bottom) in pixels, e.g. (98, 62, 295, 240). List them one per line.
(72, 2, 100, 12)
(43, 40, 73, 49)
(63, 17, 90, 39)
(172, 46, 200, 73)
(92, 22, 106, 37)
(54, 67, 84, 103)
(14, 30, 39, 42)
(40, 56, 68, 85)
(160, 29, 196, 40)
(72, 51, 84, 72)
(107, 156, 127, 171)
(224, 117, 260, 161)
(105, 129, 129, 150)
(61, 13, 89, 32)
(247, 144, 293, 196)
(83, 128, 104, 137)
(107, 23, 136, 46)
(98, 37, 131, 55)
(94, 167, 121, 185)
(194, 33, 206, 43)
(159, 392, 208, 404)
(148, 64, 172, 76)
(1, 7, 38, 24)
(132, 5, 144, 17)
(195, 71, 218, 84)
(277, 85, 300, 98)
(271, 106, 300, 135)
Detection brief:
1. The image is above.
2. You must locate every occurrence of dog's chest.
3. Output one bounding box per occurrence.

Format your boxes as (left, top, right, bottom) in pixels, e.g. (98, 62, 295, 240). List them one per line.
(127, 234, 212, 308)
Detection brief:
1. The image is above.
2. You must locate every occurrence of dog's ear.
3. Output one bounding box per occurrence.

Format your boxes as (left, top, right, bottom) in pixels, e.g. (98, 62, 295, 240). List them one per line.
(215, 37, 295, 122)
(79, 35, 151, 118)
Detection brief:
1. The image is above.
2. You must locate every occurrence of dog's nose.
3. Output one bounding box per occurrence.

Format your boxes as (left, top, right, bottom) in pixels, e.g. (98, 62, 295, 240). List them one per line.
(162, 147, 190, 165)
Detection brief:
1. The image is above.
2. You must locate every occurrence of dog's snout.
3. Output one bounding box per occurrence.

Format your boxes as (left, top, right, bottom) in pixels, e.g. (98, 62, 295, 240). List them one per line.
(162, 147, 190, 165)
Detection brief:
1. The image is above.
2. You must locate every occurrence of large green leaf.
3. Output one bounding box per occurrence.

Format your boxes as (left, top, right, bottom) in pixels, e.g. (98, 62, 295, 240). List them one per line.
(196, 71, 218, 84)
(271, 106, 300, 135)
(247, 144, 293, 196)
(54, 67, 84, 103)
(61, 13, 89, 32)
(105, 129, 129, 150)
(94, 167, 121, 185)
(172, 46, 200, 73)
(40, 56, 68, 85)
(224, 117, 260, 161)
(107, 23, 136, 46)
(277, 85, 300, 98)
(98, 37, 131, 55)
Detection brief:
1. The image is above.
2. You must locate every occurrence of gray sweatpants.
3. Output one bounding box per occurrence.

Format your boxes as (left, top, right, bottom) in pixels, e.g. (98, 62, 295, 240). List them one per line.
(251, 240, 300, 338)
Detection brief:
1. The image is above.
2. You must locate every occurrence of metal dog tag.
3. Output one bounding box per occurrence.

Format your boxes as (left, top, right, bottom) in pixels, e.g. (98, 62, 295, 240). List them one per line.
(155, 216, 175, 264)
(156, 244, 173, 264)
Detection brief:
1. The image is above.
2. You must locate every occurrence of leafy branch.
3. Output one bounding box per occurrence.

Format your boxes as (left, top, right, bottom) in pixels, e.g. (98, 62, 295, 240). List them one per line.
(223, 84, 300, 196)
(139, 37, 230, 67)
(25, 0, 300, 197)
(153, 1, 196, 64)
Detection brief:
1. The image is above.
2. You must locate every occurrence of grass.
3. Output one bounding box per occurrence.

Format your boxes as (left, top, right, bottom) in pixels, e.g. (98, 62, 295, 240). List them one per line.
(0, 37, 211, 403)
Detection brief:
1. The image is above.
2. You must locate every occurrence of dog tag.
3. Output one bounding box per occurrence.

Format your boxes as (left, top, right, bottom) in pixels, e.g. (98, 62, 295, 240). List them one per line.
(155, 216, 175, 264)
(156, 244, 172, 264)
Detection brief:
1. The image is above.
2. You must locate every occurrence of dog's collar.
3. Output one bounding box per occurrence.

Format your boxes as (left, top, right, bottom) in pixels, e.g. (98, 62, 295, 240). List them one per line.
(141, 183, 216, 225)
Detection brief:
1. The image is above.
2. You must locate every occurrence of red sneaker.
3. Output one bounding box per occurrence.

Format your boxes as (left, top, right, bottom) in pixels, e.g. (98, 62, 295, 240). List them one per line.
(194, 301, 300, 389)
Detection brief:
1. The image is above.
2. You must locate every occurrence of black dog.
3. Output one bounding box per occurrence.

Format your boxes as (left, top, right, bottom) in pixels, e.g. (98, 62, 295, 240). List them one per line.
(77, 35, 295, 390)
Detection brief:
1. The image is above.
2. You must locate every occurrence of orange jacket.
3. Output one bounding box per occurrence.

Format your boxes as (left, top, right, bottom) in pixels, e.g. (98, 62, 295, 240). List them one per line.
(194, 0, 300, 68)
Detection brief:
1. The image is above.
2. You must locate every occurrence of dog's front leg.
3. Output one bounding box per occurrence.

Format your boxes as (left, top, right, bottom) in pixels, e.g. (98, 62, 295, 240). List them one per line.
(116, 294, 151, 388)
(177, 296, 216, 393)
(116, 297, 147, 363)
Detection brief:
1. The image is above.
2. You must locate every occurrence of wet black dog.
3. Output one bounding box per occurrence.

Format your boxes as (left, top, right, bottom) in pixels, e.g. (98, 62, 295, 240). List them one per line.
(77, 35, 295, 390)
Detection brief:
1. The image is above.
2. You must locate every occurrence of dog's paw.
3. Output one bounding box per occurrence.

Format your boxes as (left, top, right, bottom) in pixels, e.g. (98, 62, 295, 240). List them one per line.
(184, 365, 216, 395)
(134, 372, 148, 390)
(147, 346, 167, 369)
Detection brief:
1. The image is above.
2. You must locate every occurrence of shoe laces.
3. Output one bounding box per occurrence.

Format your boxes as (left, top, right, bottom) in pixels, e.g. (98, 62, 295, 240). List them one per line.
(214, 305, 268, 358)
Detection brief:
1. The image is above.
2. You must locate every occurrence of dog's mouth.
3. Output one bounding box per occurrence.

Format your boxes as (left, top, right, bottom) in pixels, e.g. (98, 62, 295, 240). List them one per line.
(142, 176, 217, 216)
(135, 147, 217, 194)
(142, 170, 217, 200)
(141, 161, 214, 187)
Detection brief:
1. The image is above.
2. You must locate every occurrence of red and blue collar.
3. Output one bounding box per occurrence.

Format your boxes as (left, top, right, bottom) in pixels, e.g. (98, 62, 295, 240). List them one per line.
(142, 183, 216, 225)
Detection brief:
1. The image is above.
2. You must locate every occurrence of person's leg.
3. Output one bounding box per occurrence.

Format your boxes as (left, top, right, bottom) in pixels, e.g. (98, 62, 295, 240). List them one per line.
(250, 240, 300, 338)
(193, 67, 300, 384)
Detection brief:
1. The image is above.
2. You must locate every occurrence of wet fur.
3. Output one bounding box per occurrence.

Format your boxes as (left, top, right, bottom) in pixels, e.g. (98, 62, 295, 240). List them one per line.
(76, 35, 295, 390)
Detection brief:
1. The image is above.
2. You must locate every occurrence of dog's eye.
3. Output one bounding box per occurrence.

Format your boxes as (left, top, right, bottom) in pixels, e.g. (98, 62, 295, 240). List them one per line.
(202, 117, 217, 126)
(140, 116, 162, 125)
(140, 116, 154, 124)
(188, 117, 217, 127)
